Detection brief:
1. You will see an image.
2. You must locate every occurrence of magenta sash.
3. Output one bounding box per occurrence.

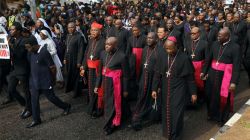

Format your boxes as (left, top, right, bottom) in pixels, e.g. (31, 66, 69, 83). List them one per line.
(132, 48, 143, 78)
(102, 67, 122, 126)
(192, 60, 205, 91)
(211, 60, 234, 112)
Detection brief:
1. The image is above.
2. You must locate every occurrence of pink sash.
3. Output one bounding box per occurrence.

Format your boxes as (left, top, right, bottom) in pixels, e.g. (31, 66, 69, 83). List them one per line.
(132, 48, 143, 78)
(192, 60, 205, 91)
(211, 60, 234, 112)
(102, 67, 122, 126)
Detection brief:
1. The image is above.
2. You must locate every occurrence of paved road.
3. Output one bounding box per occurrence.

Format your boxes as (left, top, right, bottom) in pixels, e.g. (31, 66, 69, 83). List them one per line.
(0, 71, 249, 140)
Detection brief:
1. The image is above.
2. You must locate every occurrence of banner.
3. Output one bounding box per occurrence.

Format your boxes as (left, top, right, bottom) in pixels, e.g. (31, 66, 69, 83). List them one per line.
(0, 34, 10, 59)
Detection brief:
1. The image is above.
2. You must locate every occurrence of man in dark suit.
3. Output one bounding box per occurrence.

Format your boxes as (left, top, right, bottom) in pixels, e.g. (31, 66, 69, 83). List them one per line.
(25, 36, 71, 128)
(8, 22, 31, 119)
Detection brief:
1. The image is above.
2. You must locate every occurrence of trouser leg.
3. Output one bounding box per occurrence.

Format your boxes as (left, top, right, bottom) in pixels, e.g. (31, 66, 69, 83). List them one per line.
(30, 89, 41, 122)
(42, 89, 68, 110)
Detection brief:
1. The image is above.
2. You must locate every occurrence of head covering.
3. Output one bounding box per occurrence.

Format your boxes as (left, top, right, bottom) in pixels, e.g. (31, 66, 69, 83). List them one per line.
(38, 18, 56, 38)
(0, 16, 7, 27)
(91, 22, 103, 29)
(38, 18, 50, 29)
(55, 23, 64, 34)
(40, 29, 52, 40)
(167, 36, 177, 43)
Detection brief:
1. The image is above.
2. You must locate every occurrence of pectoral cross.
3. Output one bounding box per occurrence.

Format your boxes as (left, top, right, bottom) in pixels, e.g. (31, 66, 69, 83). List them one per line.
(166, 71, 171, 77)
(191, 53, 195, 59)
(144, 62, 148, 68)
(103, 68, 106, 74)
(90, 55, 94, 60)
(216, 61, 219, 66)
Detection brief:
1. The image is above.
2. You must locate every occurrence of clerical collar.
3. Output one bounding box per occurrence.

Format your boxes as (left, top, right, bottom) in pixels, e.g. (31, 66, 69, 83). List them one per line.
(193, 37, 200, 42)
(223, 40, 230, 46)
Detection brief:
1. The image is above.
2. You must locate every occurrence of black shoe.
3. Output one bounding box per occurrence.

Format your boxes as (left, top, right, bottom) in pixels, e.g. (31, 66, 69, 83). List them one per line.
(132, 124, 142, 131)
(20, 111, 32, 119)
(207, 116, 212, 121)
(105, 125, 117, 136)
(62, 104, 71, 116)
(1, 99, 13, 105)
(26, 121, 41, 128)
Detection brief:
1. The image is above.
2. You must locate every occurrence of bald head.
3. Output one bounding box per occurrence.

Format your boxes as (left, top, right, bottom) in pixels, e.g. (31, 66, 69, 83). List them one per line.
(218, 27, 231, 44)
(67, 22, 76, 34)
(106, 16, 113, 25)
(147, 32, 157, 47)
(105, 37, 118, 53)
(115, 19, 123, 29)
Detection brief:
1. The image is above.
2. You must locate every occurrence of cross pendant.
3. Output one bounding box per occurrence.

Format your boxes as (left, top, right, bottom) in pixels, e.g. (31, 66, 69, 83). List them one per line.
(166, 71, 171, 77)
(191, 53, 195, 59)
(216, 61, 219, 66)
(90, 55, 94, 60)
(144, 63, 148, 68)
(103, 68, 106, 74)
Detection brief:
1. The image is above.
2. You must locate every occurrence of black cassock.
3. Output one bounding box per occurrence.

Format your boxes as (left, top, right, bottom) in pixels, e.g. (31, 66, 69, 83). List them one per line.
(82, 37, 105, 115)
(126, 35, 146, 100)
(152, 50, 196, 140)
(103, 25, 116, 39)
(95, 50, 130, 128)
(200, 27, 218, 47)
(114, 27, 129, 53)
(243, 27, 250, 82)
(202, 41, 240, 123)
(185, 39, 208, 101)
(132, 46, 158, 125)
(64, 32, 86, 94)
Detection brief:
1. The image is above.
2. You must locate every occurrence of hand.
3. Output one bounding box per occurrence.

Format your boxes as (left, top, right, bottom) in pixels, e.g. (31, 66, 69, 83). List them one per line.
(123, 91, 128, 98)
(152, 91, 157, 99)
(191, 95, 197, 104)
(229, 83, 236, 93)
(200, 73, 208, 80)
(63, 60, 66, 65)
(80, 69, 85, 77)
(94, 87, 98, 94)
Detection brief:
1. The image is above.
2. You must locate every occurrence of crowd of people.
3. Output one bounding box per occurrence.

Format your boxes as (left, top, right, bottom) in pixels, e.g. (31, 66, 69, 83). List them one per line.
(0, 0, 249, 139)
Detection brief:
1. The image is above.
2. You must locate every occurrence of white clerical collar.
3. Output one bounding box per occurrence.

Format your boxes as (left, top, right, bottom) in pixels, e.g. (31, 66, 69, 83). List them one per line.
(37, 45, 42, 53)
(223, 40, 230, 46)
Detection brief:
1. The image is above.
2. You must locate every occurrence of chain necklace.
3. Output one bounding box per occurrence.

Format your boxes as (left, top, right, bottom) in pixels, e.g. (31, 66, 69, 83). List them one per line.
(166, 50, 179, 77)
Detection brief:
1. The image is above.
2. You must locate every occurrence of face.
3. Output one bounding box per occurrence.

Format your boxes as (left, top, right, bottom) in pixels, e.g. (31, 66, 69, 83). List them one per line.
(203, 23, 210, 31)
(67, 24, 75, 34)
(106, 17, 113, 25)
(9, 26, 18, 37)
(218, 30, 228, 44)
(157, 28, 167, 40)
(174, 17, 180, 24)
(218, 13, 224, 20)
(164, 40, 177, 55)
(115, 20, 122, 28)
(132, 27, 140, 37)
(36, 20, 43, 28)
(105, 39, 114, 53)
(234, 15, 240, 22)
(226, 14, 233, 22)
(39, 32, 47, 40)
(190, 29, 200, 40)
(166, 20, 174, 30)
(90, 27, 101, 39)
(146, 33, 155, 46)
